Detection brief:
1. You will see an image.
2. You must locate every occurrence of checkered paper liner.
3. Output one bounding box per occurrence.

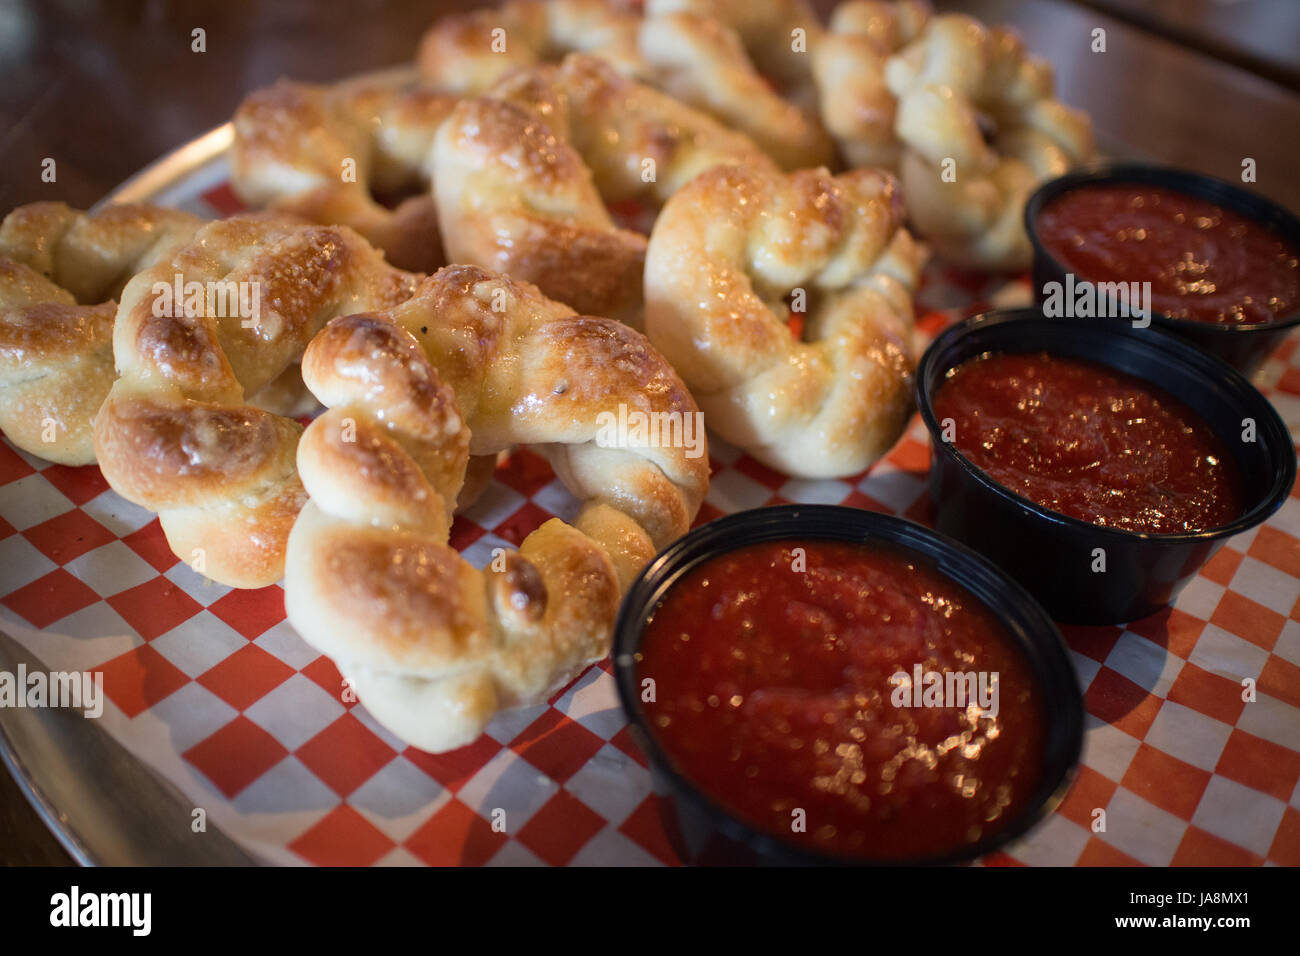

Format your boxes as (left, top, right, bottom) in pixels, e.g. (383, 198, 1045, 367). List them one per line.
(2, 171, 1300, 867)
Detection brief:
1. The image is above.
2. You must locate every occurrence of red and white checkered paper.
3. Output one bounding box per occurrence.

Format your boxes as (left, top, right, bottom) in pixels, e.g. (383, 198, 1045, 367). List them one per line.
(2, 173, 1299, 867)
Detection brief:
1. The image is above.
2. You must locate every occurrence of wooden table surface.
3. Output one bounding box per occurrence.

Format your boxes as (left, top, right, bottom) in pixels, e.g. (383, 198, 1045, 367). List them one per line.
(1, 0, 1297, 867)
(1075, 0, 1300, 91)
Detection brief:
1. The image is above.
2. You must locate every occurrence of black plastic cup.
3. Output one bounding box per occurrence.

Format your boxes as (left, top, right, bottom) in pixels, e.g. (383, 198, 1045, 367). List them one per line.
(1024, 162, 1300, 376)
(917, 309, 1296, 625)
(612, 504, 1084, 866)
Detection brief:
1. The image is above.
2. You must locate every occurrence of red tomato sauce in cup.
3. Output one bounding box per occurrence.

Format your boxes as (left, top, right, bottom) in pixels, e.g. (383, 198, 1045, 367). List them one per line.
(636, 539, 1046, 861)
(932, 351, 1245, 534)
(1035, 183, 1300, 325)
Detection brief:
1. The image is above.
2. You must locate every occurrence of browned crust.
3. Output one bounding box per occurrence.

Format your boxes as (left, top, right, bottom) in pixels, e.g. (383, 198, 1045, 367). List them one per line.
(94, 393, 303, 508)
(94, 215, 423, 586)
(0, 202, 205, 466)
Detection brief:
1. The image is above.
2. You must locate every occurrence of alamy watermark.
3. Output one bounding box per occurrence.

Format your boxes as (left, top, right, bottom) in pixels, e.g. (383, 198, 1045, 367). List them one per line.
(0, 664, 103, 718)
(594, 404, 706, 459)
(50, 886, 150, 935)
(889, 665, 1000, 718)
(1042, 273, 1151, 328)
(151, 272, 261, 329)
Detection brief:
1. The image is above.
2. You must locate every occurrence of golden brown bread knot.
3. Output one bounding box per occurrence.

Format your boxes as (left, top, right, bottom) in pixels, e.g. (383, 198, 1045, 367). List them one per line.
(645, 165, 926, 478)
(635, 10, 836, 170)
(0, 202, 203, 465)
(230, 77, 458, 272)
(418, 0, 834, 170)
(417, 0, 644, 93)
(885, 13, 1096, 270)
(647, 0, 823, 110)
(285, 264, 708, 752)
(433, 52, 775, 328)
(811, 0, 933, 169)
(92, 213, 421, 588)
(825, 0, 933, 53)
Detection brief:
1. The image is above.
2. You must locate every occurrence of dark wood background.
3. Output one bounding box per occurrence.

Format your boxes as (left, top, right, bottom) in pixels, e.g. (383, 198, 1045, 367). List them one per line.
(1, 0, 1297, 866)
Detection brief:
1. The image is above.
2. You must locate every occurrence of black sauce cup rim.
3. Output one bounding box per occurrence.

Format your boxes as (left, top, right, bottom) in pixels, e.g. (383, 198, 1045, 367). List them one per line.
(612, 504, 1085, 867)
(917, 309, 1297, 546)
(1023, 161, 1300, 335)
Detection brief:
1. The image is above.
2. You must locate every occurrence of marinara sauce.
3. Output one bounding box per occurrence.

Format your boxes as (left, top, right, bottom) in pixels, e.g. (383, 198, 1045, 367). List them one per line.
(637, 539, 1045, 861)
(1036, 183, 1300, 325)
(933, 351, 1245, 533)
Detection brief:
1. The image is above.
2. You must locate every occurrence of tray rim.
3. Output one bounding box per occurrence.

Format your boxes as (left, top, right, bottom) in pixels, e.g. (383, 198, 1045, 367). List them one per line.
(97, 124, 234, 210)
